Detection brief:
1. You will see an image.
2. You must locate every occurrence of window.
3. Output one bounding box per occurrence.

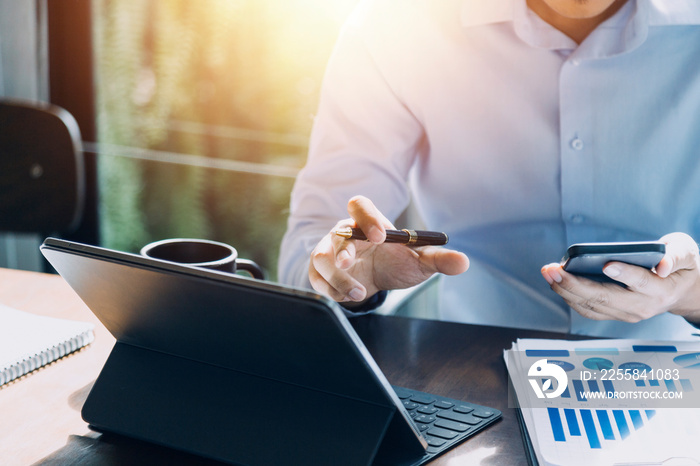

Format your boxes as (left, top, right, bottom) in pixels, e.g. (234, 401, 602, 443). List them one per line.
(92, 0, 358, 279)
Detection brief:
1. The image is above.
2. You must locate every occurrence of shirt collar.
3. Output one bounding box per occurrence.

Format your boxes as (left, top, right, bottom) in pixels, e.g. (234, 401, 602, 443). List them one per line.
(647, 0, 700, 25)
(461, 0, 700, 59)
(461, 0, 700, 27)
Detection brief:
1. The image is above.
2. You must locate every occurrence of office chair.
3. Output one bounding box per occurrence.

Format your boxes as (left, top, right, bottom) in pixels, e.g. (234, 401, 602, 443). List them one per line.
(0, 99, 85, 235)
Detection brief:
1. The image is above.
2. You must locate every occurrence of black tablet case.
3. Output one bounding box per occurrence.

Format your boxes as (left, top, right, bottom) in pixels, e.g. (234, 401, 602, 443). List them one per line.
(41, 239, 427, 466)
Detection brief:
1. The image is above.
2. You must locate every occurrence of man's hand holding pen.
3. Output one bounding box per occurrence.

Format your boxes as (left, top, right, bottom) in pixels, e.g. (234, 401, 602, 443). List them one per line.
(308, 195, 469, 304)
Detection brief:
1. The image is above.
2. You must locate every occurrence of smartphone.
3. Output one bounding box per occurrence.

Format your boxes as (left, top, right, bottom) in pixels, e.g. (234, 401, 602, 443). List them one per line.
(561, 241, 666, 282)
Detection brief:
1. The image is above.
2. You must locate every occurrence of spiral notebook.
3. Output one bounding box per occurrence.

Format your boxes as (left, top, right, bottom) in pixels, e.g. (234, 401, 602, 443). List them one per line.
(0, 303, 94, 387)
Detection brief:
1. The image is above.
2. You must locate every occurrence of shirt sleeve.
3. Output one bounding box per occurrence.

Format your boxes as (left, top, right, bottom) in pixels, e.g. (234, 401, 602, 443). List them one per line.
(278, 2, 426, 288)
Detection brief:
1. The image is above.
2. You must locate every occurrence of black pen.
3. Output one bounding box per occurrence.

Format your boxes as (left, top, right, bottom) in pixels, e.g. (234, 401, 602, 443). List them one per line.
(333, 227, 449, 246)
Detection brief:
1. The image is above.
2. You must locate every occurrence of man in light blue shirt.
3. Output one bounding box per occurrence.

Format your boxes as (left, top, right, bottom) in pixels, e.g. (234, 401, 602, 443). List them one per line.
(278, 0, 700, 339)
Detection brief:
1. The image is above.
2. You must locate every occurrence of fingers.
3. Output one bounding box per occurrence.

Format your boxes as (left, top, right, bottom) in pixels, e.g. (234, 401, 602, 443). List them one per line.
(541, 263, 663, 323)
(309, 231, 367, 302)
(553, 280, 641, 322)
(541, 263, 563, 285)
(311, 195, 470, 304)
(311, 230, 470, 303)
(338, 195, 393, 266)
(656, 232, 700, 278)
(602, 261, 666, 294)
(544, 258, 681, 322)
(308, 196, 388, 302)
(325, 217, 360, 270)
(347, 195, 394, 243)
(310, 260, 367, 302)
(335, 234, 357, 269)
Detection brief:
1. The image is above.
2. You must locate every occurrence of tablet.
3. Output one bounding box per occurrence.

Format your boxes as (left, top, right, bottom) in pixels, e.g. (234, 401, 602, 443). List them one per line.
(40, 238, 500, 466)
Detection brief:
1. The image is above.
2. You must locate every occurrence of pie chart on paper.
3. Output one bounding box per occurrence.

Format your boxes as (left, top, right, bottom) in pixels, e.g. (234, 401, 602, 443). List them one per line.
(583, 357, 614, 371)
(618, 362, 652, 373)
(673, 353, 700, 369)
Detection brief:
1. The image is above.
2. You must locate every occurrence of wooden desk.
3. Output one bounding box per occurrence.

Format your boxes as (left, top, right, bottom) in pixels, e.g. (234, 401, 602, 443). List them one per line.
(0, 267, 570, 465)
(0, 268, 114, 464)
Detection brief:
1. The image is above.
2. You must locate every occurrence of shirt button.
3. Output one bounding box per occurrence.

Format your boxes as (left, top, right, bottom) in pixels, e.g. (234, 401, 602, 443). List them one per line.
(571, 138, 584, 150)
(571, 59, 580, 66)
(570, 214, 584, 224)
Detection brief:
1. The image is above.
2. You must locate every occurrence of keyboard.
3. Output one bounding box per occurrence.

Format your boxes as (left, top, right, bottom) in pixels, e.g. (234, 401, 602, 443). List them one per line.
(392, 386, 502, 464)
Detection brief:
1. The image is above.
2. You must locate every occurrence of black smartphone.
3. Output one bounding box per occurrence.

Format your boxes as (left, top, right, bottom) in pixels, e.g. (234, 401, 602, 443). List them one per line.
(561, 241, 666, 282)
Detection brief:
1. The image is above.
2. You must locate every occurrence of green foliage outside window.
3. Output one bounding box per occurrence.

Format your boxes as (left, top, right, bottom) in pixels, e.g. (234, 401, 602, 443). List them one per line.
(93, 0, 356, 279)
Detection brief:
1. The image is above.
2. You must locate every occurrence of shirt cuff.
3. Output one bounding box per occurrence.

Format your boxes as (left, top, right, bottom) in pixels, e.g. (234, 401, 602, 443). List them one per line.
(340, 290, 388, 315)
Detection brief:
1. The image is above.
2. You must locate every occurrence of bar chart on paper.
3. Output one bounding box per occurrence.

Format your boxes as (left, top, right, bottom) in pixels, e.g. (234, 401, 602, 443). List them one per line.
(505, 339, 700, 465)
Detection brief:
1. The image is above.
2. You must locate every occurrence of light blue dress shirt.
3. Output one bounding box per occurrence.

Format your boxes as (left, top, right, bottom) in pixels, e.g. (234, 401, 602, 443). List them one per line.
(279, 0, 700, 339)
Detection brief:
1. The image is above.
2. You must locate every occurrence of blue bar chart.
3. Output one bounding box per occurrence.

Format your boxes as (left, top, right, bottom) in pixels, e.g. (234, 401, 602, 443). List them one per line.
(506, 338, 700, 465)
(544, 406, 659, 449)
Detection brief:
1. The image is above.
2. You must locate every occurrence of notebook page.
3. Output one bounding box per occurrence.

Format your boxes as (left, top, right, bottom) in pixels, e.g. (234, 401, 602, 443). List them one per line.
(0, 303, 94, 385)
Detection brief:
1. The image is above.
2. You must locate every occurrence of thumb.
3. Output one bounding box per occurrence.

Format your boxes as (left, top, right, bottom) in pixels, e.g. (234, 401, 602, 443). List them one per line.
(656, 233, 700, 278)
(419, 248, 470, 276)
